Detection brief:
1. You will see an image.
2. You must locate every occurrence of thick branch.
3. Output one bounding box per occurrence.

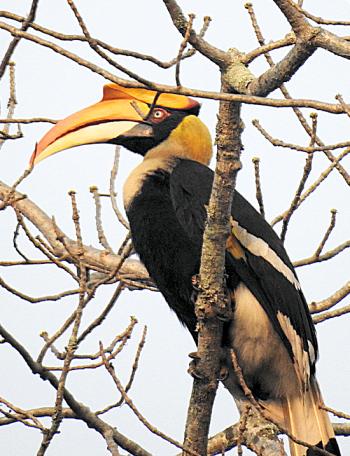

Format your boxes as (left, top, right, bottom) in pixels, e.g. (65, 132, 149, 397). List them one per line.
(273, 0, 310, 35)
(163, 0, 315, 98)
(0, 181, 150, 284)
(248, 38, 316, 96)
(206, 424, 239, 455)
(274, 1, 350, 61)
(183, 82, 242, 454)
(314, 28, 350, 60)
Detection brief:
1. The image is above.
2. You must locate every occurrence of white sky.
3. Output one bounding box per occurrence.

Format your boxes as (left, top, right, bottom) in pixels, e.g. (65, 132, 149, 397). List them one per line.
(0, 1, 349, 455)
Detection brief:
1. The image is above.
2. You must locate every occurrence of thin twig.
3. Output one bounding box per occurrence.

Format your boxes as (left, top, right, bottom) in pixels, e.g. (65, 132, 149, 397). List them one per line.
(272, 148, 350, 227)
(309, 281, 350, 314)
(252, 118, 350, 153)
(1, 20, 350, 114)
(0, 323, 153, 456)
(335, 93, 350, 118)
(314, 209, 337, 257)
(252, 157, 265, 218)
(0, 62, 22, 151)
(15, 214, 78, 282)
(36, 309, 78, 364)
(97, 325, 147, 415)
(280, 152, 313, 242)
(0, 0, 39, 79)
(313, 304, 350, 324)
(12, 220, 29, 261)
(245, 2, 350, 186)
(40, 332, 62, 359)
(0, 166, 33, 211)
(77, 283, 124, 344)
(0, 259, 54, 266)
(320, 405, 350, 421)
(280, 113, 317, 241)
(0, 10, 209, 70)
(99, 342, 198, 455)
(243, 33, 295, 64)
(78, 317, 137, 360)
(0, 117, 56, 124)
(0, 407, 75, 426)
(65, 0, 156, 88)
(0, 397, 46, 431)
(294, 240, 350, 268)
(44, 320, 136, 371)
(175, 13, 195, 87)
(90, 186, 114, 253)
(294, 3, 350, 26)
(109, 147, 129, 229)
(0, 276, 79, 304)
(37, 191, 88, 455)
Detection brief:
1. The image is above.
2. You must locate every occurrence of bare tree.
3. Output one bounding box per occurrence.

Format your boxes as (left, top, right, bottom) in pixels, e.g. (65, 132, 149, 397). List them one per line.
(0, 1, 349, 454)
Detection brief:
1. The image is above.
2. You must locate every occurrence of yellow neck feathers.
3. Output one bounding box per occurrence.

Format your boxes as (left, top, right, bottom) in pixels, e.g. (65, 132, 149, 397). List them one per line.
(145, 115, 213, 165)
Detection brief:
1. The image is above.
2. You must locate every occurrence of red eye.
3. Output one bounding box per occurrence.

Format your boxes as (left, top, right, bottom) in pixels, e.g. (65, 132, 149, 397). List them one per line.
(151, 108, 169, 123)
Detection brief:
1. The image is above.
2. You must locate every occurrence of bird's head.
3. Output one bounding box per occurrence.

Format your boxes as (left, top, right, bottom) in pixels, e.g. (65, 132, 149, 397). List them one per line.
(31, 84, 213, 167)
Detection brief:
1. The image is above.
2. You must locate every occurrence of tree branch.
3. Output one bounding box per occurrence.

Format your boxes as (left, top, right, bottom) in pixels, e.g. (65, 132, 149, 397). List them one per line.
(273, 0, 310, 35)
(314, 28, 350, 60)
(310, 281, 350, 315)
(162, 0, 229, 67)
(1, 21, 349, 114)
(0, 180, 151, 285)
(0, 0, 39, 79)
(245, 2, 350, 185)
(248, 37, 316, 96)
(183, 80, 242, 454)
(0, 323, 152, 456)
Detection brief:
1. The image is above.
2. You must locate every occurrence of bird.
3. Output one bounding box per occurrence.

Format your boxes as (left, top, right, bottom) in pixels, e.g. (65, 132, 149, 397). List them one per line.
(31, 83, 340, 456)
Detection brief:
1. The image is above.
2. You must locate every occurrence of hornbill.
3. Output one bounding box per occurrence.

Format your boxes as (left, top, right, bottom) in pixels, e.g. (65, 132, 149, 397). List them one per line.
(31, 83, 340, 456)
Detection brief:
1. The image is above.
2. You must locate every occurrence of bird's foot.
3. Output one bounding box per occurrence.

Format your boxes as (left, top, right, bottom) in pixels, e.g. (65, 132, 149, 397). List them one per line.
(216, 312, 232, 322)
(218, 363, 229, 381)
(188, 351, 200, 360)
(216, 288, 234, 321)
(191, 274, 201, 292)
(187, 351, 204, 379)
(187, 351, 229, 381)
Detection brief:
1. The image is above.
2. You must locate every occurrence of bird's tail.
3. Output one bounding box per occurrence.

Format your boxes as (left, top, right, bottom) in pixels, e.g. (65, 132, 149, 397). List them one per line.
(263, 379, 340, 456)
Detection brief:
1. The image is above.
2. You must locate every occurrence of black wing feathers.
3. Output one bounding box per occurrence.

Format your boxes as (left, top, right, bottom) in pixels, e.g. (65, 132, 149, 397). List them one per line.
(170, 160, 211, 243)
(169, 159, 317, 364)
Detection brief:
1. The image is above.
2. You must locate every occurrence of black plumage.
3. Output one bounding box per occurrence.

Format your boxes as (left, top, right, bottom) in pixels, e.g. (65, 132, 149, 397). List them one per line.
(126, 164, 201, 338)
(126, 158, 317, 394)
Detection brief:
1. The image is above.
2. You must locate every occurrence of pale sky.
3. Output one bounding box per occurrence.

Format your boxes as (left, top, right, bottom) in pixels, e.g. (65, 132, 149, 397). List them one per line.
(0, 1, 349, 455)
